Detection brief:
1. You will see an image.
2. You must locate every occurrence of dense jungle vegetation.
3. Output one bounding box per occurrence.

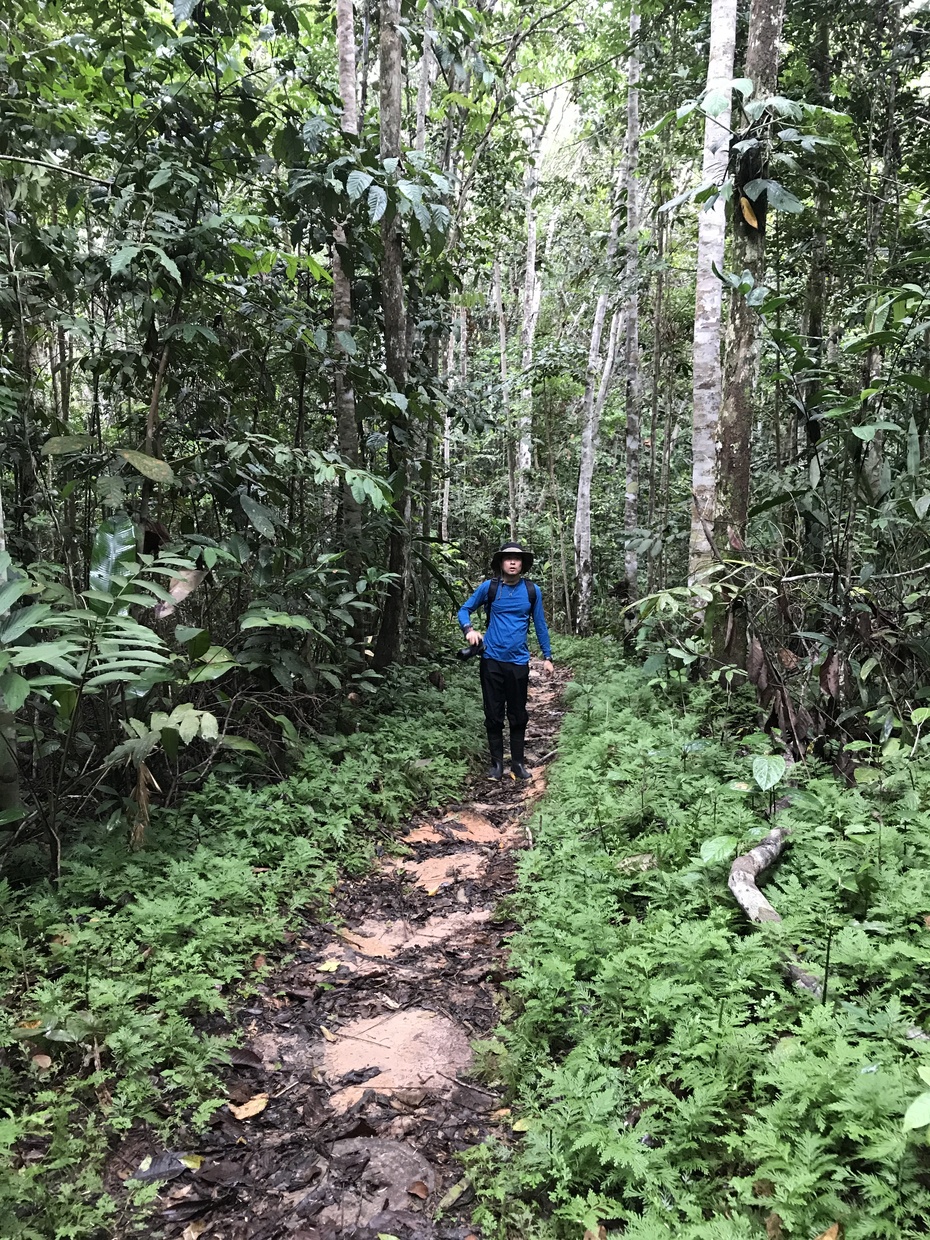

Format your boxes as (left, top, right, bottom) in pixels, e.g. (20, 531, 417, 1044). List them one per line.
(4, 0, 930, 1234)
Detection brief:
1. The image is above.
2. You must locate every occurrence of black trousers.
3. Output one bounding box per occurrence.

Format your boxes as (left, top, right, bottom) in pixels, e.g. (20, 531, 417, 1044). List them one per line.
(479, 657, 529, 736)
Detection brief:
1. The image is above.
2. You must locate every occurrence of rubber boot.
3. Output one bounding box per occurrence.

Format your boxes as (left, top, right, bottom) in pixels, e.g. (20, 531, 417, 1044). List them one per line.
(487, 731, 504, 780)
(510, 728, 532, 781)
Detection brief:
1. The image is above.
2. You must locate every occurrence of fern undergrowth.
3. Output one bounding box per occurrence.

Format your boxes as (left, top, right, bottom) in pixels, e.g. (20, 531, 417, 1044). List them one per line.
(467, 638, 930, 1240)
(0, 663, 483, 1239)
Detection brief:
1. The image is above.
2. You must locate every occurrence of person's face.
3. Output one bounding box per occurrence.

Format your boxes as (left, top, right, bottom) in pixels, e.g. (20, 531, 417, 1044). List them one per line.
(502, 556, 523, 578)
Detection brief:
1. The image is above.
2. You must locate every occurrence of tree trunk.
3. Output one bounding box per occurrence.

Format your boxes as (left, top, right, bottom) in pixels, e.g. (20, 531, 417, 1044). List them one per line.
(688, 0, 737, 581)
(373, 0, 410, 669)
(0, 483, 21, 815)
(574, 309, 621, 634)
(492, 260, 517, 539)
(715, 0, 788, 558)
(516, 140, 545, 518)
(622, 8, 642, 599)
(414, 2, 434, 153)
(334, 0, 363, 564)
(515, 164, 538, 506)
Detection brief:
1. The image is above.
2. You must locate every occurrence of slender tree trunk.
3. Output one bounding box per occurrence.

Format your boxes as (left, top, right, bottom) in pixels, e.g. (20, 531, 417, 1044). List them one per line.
(574, 309, 621, 634)
(414, 2, 434, 153)
(572, 163, 624, 634)
(622, 8, 642, 599)
(516, 136, 546, 518)
(492, 260, 517, 539)
(715, 0, 788, 556)
(0, 483, 21, 815)
(688, 0, 737, 580)
(333, 0, 363, 564)
(374, 0, 410, 669)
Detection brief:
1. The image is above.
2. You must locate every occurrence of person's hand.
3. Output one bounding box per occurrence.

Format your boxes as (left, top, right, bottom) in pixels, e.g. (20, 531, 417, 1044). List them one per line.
(466, 628, 483, 646)
(543, 660, 554, 675)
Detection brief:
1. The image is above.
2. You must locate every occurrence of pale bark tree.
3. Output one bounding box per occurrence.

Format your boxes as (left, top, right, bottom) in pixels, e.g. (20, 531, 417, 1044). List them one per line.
(414, 3, 434, 153)
(333, 0, 362, 560)
(715, 0, 788, 556)
(573, 160, 625, 634)
(573, 308, 621, 634)
(492, 260, 517, 539)
(688, 0, 738, 580)
(622, 6, 642, 598)
(373, 0, 410, 669)
(515, 158, 540, 515)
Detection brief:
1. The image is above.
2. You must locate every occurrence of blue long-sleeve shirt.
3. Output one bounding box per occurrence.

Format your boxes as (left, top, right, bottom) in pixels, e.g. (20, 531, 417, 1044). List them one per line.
(457, 578, 552, 664)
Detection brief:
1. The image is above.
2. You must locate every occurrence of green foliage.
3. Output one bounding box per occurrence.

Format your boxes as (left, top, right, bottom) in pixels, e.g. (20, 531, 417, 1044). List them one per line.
(0, 663, 483, 1237)
(468, 641, 930, 1238)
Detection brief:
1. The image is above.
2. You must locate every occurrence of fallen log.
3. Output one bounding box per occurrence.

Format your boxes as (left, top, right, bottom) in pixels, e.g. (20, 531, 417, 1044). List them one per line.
(728, 825, 824, 997)
(729, 826, 929, 1038)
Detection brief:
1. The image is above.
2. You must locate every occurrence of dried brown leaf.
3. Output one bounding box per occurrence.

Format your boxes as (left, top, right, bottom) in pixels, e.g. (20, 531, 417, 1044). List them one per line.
(765, 1213, 783, 1240)
(182, 1223, 207, 1240)
(739, 195, 760, 228)
(228, 1092, 268, 1120)
(407, 1179, 429, 1199)
(31, 1053, 52, 1070)
(320, 1025, 338, 1043)
(814, 1227, 840, 1240)
(820, 650, 840, 698)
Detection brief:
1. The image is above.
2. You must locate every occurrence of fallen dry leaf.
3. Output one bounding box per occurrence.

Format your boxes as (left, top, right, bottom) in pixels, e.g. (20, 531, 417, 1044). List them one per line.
(765, 1213, 783, 1240)
(381, 996, 400, 1010)
(228, 1092, 268, 1120)
(31, 1053, 52, 1070)
(407, 1179, 429, 1199)
(182, 1222, 207, 1240)
(814, 1227, 840, 1240)
(317, 959, 340, 972)
(320, 1025, 338, 1042)
(582, 1227, 607, 1240)
(253, 954, 266, 970)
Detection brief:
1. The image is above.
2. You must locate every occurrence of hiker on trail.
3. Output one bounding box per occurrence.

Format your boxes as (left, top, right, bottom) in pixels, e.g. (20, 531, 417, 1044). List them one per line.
(457, 542, 554, 782)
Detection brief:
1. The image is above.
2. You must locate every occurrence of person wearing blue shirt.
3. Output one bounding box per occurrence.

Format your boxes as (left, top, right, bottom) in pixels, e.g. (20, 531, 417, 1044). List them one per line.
(457, 542, 554, 781)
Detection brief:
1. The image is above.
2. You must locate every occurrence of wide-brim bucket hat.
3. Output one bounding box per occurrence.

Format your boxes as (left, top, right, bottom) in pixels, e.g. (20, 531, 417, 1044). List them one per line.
(491, 542, 535, 574)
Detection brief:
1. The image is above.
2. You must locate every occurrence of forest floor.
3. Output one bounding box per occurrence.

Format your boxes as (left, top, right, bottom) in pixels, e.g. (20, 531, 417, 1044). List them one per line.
(124, 661, 568, 1240)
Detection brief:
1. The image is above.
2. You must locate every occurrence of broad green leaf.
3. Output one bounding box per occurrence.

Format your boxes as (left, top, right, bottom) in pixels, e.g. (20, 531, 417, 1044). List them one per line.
(173, 0, 197, 22)
(901, 373, 930, 394)
(368, 184, 388, 223)
(110, 244, 141, 275)
(199, 712, 219, 741)
(346, 169, 374, 201)
(41, 434, 93, 456)
(220, 735, 265, 755)
(240, 493, 276, 539)
(911, 707, 930, 726)
(0, 672, 30, 711)
(0, 578, 31, 615)
(335, 330, 357, 356)
(0, 604, 52, 644)
(903, 1090, 930, 1131)
(116, 448, 174, 483)
(752, 754, 786, 792)
(90, 515, 137, 602)
(699, 835, 739, 865)
(178, 710, 199, 744)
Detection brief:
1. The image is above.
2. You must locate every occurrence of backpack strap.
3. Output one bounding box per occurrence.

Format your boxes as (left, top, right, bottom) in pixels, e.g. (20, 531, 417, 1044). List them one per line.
(484, 577, 500, 626)
(485, 577, 536, 627)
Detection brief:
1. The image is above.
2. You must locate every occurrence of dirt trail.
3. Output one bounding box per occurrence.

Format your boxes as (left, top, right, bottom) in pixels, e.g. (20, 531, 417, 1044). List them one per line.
(147, 662, 567, 1240)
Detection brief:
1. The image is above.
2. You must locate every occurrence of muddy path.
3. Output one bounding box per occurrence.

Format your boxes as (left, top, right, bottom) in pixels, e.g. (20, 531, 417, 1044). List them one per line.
(138, 662, 567, 1240)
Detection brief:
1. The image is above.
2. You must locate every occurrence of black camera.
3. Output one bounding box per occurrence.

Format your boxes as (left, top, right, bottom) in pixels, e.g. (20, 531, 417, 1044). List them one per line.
(457, 639, 485, 660)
